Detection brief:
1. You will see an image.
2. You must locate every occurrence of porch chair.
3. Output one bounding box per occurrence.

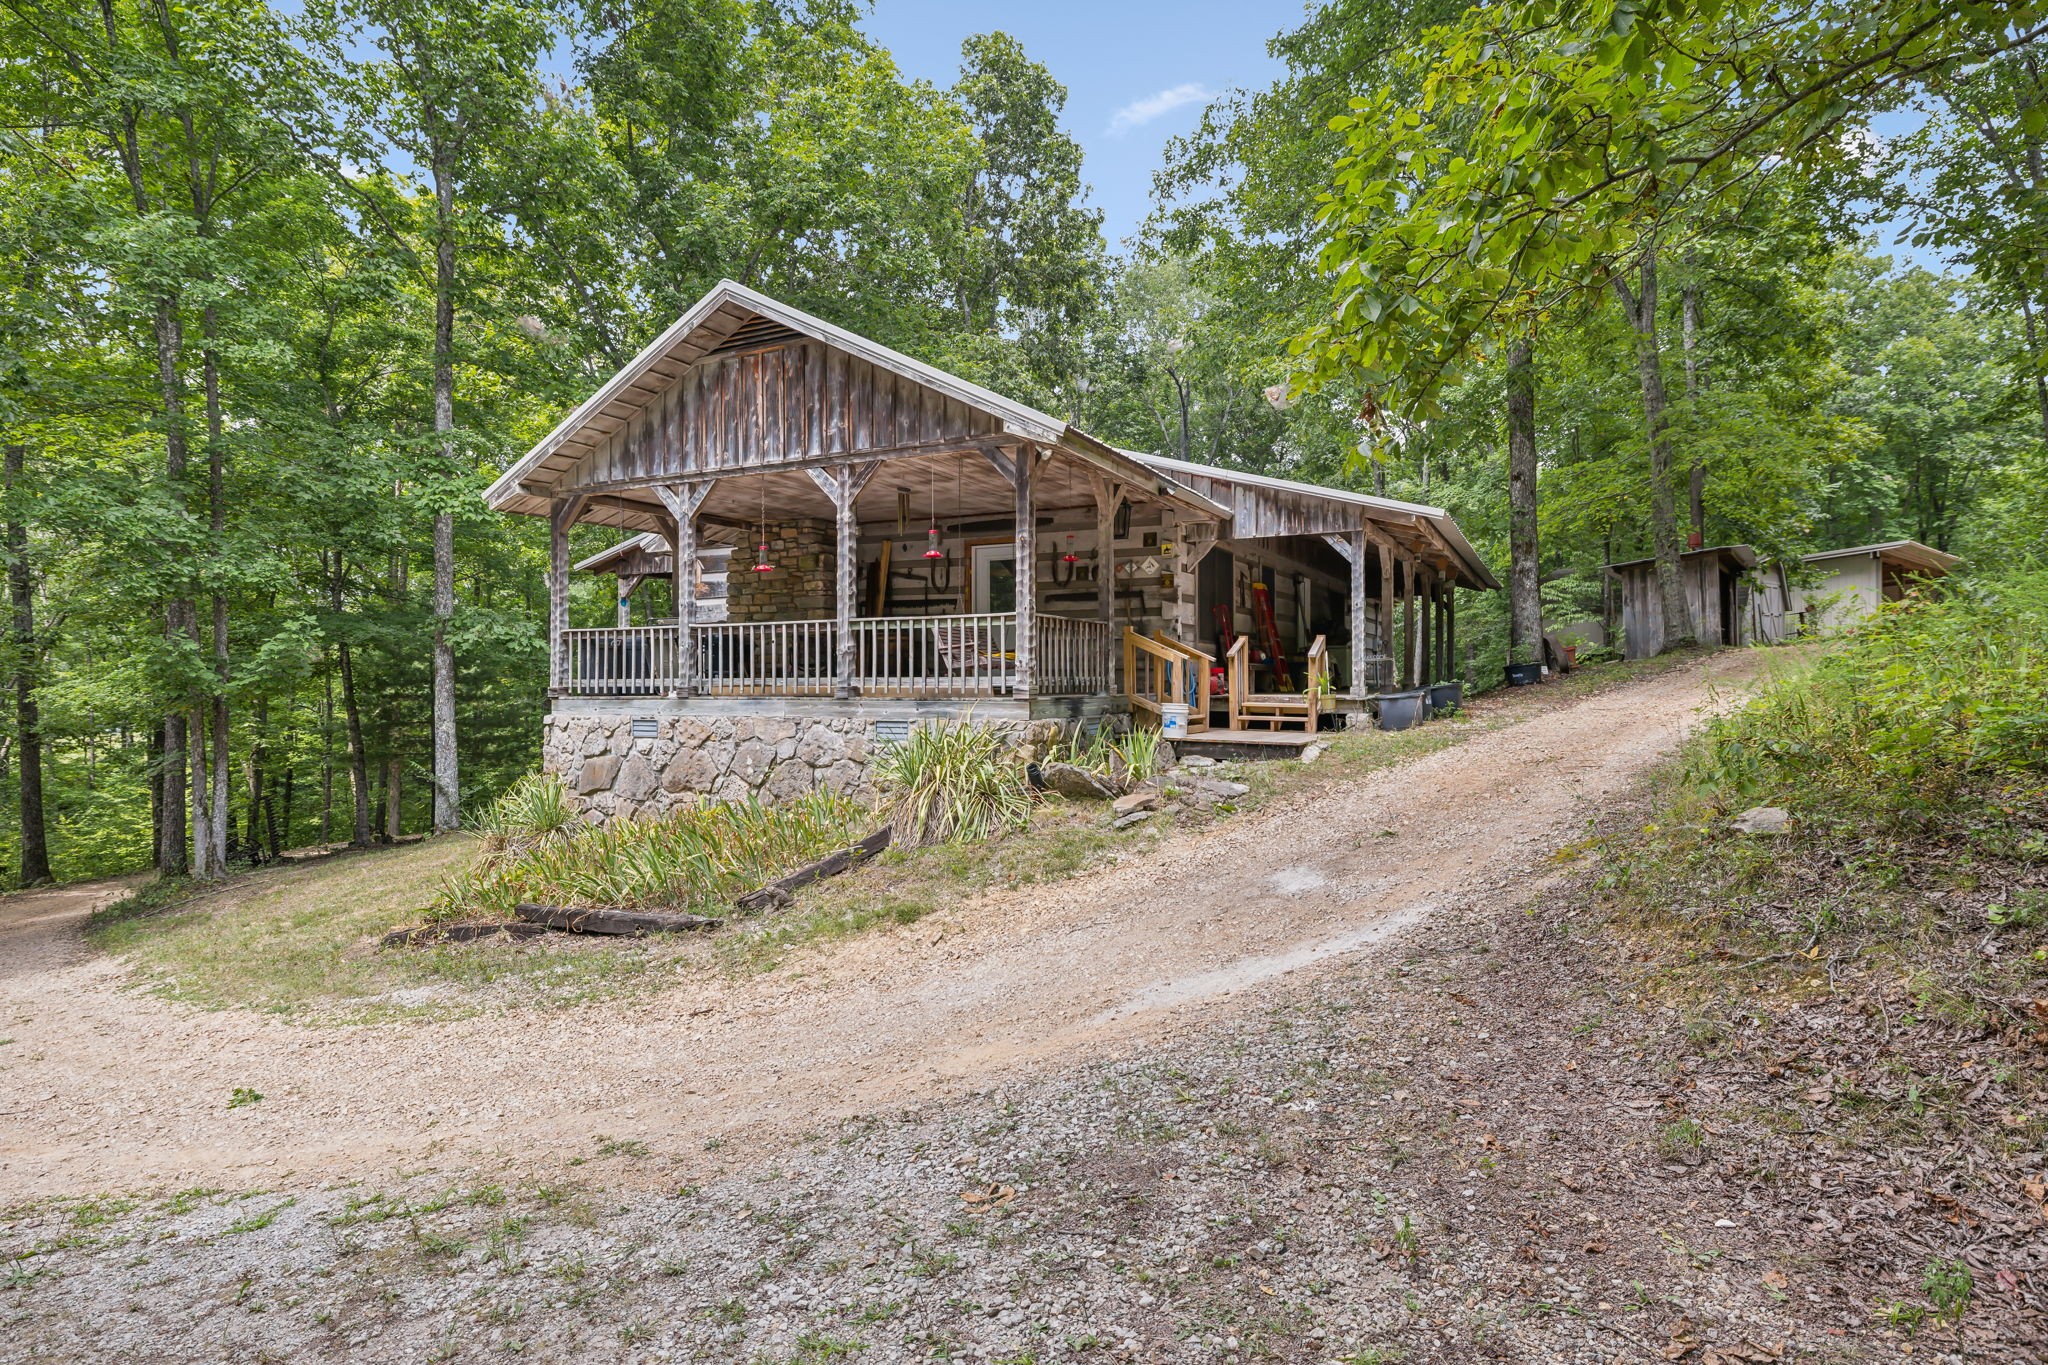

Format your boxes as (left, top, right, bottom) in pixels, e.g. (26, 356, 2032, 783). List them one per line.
(931, 622, 1012, 690)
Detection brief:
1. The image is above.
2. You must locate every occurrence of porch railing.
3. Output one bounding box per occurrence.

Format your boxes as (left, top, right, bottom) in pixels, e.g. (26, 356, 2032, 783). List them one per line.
(693, 619, 838, 697)
(554, 612, 1114, 699)
(1036, 615, 1115, 697)
(853, 612, 1018, 697)
(559, 625, 683, 696)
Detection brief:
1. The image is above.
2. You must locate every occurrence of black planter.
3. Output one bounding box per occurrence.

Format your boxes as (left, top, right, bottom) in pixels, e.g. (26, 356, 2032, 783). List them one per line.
(1503, 661, 1543, 687)
(1426, 680, 1464, 716)
(1376, 688, 1430, 731)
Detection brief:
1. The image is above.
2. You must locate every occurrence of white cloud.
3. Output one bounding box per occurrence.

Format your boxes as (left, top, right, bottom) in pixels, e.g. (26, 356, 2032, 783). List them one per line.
(1106, 83, 1211, 137)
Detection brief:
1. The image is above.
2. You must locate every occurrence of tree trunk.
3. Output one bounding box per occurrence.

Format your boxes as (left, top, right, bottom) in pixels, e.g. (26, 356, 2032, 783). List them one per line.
(1504, 337, 1544, 665)
(430, 154, 461, 831)
(198, 307, 229, 879)
(320, 666, 335, 846)
(4, 443, 49, 887)
(244, 696, 268, 862)
(1681, 265, 1705, 545)
(338, 643, 371, 846)
(153, 294, 191, 878)
(385, 757, 403, 842)
(1614, 249, 1695, 651)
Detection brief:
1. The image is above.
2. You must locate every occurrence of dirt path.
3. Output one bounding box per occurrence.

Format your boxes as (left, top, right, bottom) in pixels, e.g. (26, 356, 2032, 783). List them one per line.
(0, 655, 1759, 1199)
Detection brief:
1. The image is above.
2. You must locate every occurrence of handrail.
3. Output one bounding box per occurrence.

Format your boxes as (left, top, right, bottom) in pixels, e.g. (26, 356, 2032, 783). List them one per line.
(1123, 628, 1212, 733)
(1303, 634, 1328, 730)
(1225, 636, 1250, 731)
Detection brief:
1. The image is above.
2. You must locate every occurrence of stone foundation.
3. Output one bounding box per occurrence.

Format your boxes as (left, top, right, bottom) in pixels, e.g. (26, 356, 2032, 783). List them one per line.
(545, 704, 1118, 825)
(543, 712, 880, 823)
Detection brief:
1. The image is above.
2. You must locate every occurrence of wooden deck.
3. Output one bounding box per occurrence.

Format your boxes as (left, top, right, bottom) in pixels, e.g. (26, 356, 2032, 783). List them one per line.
(1170, 726, 1323, 761)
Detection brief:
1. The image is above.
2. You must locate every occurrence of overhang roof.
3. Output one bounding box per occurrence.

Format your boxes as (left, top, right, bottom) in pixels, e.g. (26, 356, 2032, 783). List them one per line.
(487, 281, 1498, 590)
(483, 279, 1223, 527)
(574, 533, 730, 576)
(1605, 543, 1760, 574)
(1133, 452, 1500, 591)
(1802, 540, 1960, 574)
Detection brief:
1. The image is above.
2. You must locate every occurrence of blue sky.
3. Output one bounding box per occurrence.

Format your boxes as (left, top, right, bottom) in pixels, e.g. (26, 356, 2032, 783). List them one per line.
(857, 2, 1947, 273)
(860, 0, 1297, 250)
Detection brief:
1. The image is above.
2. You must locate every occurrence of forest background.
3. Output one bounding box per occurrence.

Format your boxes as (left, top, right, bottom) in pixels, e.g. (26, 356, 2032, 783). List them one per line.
(0, 0, 2041, 886)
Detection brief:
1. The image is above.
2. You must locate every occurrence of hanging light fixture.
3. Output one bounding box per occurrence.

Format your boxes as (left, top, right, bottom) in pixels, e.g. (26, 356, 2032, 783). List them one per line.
(923, 462, 943, 560)
(752, 474, 775, 574)
(1053, 458, 1080, 585)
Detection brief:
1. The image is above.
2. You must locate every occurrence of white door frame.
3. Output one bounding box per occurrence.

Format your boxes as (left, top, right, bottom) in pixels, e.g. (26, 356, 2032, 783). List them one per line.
(970, 541, 1017, 615)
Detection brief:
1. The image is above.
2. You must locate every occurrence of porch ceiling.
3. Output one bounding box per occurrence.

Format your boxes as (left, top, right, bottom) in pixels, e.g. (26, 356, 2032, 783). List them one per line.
(566, 448, 1129, 542)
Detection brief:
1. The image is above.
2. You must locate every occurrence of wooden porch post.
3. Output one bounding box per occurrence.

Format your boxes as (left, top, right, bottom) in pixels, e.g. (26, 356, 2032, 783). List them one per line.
(1418, 564, 1435, 684)
(1402, 555, 1418, 688)
(653, 483, 709, 697)
(1014, 445, 1037, 698)
(808, 464, 877, 699)
(547, 493, 588, 692)
(1348, 527, 1369, 698)
(1376, 539, 1395, 693)
(1090, 472, 1121, 692)
(616, 574, 643, 628)
(1436, 580, 1450, 682)
(1446, 584, 1457, 682)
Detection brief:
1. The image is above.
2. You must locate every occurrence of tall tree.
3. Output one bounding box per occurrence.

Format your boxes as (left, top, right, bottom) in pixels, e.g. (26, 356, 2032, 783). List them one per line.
(304, 0, 559, 832)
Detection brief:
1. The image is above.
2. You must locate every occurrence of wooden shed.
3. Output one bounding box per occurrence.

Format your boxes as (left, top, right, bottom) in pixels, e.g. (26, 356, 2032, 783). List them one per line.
(1607, 544, 1760, 660)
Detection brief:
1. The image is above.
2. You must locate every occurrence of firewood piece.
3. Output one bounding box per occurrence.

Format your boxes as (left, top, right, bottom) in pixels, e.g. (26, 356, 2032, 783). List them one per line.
(735, 827, 892, 914)
(511, 904, 724, 936)
(379, 921, 550, 949)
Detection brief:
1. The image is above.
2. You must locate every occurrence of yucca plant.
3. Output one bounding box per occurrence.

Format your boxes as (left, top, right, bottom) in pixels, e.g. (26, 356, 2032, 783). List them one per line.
(431, 789, 869, 921)
(872, 720, 1031, 847)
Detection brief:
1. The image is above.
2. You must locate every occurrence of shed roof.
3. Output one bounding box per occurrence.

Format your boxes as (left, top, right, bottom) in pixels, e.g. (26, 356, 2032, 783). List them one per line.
(1801, 540, 1959, 575)
(574, 533, 731, 576)
(1131, 452, 1499, 590)
(1605, 543, 1760, 574)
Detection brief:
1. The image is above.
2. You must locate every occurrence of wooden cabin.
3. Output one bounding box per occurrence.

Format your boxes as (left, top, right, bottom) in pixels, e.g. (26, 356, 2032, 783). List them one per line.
(1607, 544, 1760, 660)
(1787, 540, 1959, 635)
(484, 280, 1497, 818)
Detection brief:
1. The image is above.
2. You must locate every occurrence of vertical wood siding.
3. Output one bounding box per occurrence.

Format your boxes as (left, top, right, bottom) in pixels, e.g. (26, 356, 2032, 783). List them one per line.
(559, 341, 1001, 490)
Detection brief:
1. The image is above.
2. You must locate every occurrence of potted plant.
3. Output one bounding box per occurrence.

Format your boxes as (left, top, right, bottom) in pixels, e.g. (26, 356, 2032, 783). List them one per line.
(1426, 678, 1463, 717)
(1375, 686, 1430, 731)
(1503, 644, 1542, 687)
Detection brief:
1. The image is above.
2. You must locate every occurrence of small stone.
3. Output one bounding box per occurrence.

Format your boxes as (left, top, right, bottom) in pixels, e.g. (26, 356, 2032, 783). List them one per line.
(575, 755, 620, 794)
(1111, 790, 1158, 818)
(1299, 743, 1322, 764)
(1112, 810, 1153, 830)
(1182, 755, 1217, 768)
(1039, 762, 1119, 801)
(1732, 805, 1791, 835)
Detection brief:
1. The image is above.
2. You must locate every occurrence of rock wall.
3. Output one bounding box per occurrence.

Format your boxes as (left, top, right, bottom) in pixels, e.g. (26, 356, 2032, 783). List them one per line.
(543, 712, 877, 823)
(544, 710, 1076, 824)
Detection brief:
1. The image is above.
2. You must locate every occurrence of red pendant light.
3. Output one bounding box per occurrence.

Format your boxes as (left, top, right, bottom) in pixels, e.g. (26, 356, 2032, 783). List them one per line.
(923, 463, 944, 560)
(752, 474, 775, 574)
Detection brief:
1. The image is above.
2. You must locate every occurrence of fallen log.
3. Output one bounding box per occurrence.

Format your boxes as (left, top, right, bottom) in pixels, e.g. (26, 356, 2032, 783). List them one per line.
(380, 920, 551, 949)
(512, 904, 724, 936)
(735, 826, 893, 914)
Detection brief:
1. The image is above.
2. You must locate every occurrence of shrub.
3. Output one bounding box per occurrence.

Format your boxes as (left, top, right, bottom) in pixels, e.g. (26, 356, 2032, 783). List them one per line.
(1684, 569, 2048, 820)
(433, 790, 868, 921)
(872, 720, 1030, 848)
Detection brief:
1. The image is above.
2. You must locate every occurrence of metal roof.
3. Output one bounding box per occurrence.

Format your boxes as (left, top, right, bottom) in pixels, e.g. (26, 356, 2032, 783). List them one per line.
(1605, 543, 1761, 573)
(1802, 540, 1960, 573)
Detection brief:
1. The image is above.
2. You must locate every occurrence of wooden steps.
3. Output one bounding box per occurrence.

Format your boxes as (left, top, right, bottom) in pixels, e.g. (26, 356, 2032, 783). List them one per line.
(1233, 692, 1314, 730)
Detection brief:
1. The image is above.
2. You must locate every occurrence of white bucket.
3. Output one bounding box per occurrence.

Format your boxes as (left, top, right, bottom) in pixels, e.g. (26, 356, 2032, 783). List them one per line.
(1160, 703, 1190, 739)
